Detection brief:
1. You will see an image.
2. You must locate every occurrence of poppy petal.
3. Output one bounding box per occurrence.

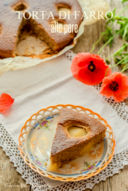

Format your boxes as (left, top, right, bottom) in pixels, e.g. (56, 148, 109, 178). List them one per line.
(71, 53, 111, 85)
(0, 93, 14, 114)
(100, 72, 128, 102)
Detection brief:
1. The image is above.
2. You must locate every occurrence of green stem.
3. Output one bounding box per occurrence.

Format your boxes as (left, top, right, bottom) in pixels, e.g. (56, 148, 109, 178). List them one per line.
(97, 36, 114, 55)
(90, 32, 106, 53)
(114, 43, 128, 56)
(116, 56, 128, 65)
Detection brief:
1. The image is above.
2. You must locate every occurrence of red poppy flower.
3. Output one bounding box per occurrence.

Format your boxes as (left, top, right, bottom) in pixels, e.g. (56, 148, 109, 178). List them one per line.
(71, 53, 111, 85)
(100, 72, 128, 102)
(0, 93, 14, 114)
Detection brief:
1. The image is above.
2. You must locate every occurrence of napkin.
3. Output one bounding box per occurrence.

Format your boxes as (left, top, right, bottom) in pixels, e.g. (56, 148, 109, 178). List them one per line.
(0, 54, 128, 188)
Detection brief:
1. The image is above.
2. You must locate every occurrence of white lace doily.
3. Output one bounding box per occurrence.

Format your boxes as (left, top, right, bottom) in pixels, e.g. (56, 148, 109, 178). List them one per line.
(0, 50, 128, 191)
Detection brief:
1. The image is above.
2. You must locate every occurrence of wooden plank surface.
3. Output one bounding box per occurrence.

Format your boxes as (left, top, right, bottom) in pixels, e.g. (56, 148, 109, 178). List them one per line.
(0, 148, 30, 191)
(0, 0, 128, 190)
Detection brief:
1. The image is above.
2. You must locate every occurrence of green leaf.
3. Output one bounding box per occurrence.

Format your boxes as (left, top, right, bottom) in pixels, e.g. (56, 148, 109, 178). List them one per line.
(90, 2, 128, 71)
(122, 0, 128, 3)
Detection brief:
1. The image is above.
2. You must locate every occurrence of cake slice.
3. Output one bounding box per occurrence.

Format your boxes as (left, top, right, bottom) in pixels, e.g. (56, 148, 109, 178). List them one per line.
(47, 108, 106, 171)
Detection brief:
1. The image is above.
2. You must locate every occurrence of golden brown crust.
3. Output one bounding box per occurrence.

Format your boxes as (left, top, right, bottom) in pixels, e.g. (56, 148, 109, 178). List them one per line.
(50, 108, 106, 164)
(0, 0, 83, 58)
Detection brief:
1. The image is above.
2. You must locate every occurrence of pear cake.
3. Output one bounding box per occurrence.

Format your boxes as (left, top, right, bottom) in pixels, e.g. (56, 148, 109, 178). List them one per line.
(47, 108, 106, 171)
(0, 0, 83, 58)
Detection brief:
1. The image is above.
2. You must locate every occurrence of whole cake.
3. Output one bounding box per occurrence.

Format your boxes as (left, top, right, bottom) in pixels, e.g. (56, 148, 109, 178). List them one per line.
(47, 108, 106, 171)
(0, 0, 83, 58)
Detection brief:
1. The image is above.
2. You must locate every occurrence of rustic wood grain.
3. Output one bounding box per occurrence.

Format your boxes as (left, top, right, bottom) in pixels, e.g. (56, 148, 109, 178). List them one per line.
(0, 0, 128, 190)
(0, 148, 30, 191)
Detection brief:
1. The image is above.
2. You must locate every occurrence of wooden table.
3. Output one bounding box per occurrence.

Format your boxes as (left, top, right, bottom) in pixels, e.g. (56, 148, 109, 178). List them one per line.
(0, 0, 128, 190)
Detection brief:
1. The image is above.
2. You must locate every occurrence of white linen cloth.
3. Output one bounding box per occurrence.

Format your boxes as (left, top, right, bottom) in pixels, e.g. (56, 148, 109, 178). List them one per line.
(0, 54, 128, 189)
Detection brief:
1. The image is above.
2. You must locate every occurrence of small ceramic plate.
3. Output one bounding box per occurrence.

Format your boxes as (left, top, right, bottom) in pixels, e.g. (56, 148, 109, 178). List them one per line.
(18, 104, 115, 182)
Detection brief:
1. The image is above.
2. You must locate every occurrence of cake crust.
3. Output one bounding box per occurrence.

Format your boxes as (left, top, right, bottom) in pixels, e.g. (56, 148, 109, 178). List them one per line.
(49, 108, 106, 168)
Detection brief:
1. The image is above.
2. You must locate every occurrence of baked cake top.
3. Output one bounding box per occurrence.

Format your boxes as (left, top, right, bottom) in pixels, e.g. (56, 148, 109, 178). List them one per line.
(51, 108, 106, 156)
(0, 0, 83, 58)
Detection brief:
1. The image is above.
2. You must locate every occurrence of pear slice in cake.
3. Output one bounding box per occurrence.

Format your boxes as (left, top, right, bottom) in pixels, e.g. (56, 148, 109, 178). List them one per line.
(47, 108, 106, 172)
